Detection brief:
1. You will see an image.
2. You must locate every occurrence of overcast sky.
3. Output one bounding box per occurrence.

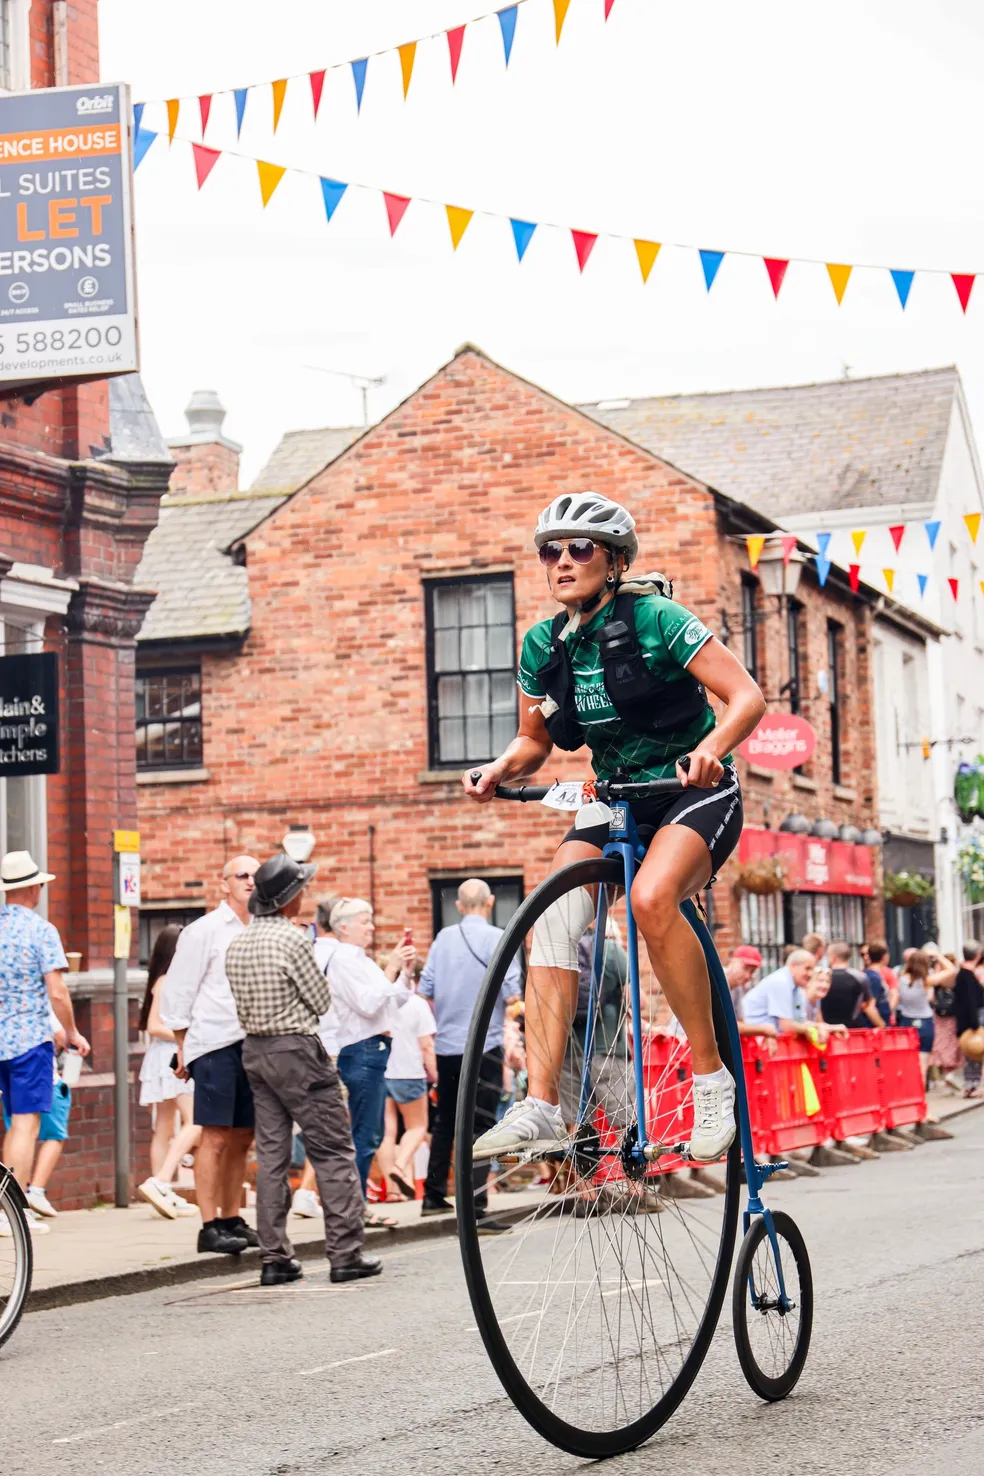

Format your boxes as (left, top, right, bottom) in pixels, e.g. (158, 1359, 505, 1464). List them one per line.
(100, 0, 984, 486)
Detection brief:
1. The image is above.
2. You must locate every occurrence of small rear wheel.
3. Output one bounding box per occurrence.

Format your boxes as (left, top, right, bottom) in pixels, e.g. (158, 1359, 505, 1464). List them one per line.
(732, 1210, 812, 1400)
(0, 1172, 32, 1350)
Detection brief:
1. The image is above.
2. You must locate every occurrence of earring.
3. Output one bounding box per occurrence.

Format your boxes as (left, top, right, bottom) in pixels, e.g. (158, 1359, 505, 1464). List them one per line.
(606, 573, 615, 587)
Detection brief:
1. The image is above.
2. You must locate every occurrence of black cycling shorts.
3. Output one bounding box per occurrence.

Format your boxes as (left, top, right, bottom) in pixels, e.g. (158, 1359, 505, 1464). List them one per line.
(562, 763, 743, 880)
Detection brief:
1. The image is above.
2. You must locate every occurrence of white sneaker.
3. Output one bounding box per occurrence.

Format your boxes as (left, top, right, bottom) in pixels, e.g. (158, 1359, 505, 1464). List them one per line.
(166, 1190, 199, 1218)
(24, 1207, 50, 1235)
(138, 1178, 178, 1220)
(472, 1097, 569, 1162)
(0, 1211, 11, 1237)
(689, 1068, 737, 1163)
(26, 1185, 57, 1218)
(291, 1188, 322, 1218)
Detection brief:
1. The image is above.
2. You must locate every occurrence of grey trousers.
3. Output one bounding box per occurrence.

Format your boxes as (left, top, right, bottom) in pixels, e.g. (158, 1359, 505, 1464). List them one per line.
(242, 1034, 364, 1268)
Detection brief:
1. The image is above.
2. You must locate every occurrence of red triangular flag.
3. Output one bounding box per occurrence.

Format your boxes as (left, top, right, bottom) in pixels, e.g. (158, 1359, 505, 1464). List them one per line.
(781, 534, 797, 564)
(447, 25, 465, 81)
(764, 257, 789, 298)
(572, 230, 598, 272)
(952, 274, 975, 313)
(191, 143, 221, 190)
(309, 70, 326, 118)
(889, 524, 905, 553)
(198, 94, 212, 137)
(383, 192, 411, 236)
(948, 576, 960, 600)
(604, 0, 616, 14)
(849, 564, 861, 593)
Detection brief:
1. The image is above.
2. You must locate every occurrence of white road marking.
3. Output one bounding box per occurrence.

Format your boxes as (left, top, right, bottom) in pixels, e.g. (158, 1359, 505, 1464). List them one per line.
(299, 1347, 397, 1377)
(53, 1402, 201, 1445)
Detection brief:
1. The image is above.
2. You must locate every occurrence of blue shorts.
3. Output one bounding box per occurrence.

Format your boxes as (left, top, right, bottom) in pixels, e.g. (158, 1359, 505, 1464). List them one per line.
(386, 1077, 428, 1106)
(899, 1015, 935, 1054)
(188, 1041, 254, 1129)
(0, 1040, 55, 1117)
(3, 1077, 71, 1141)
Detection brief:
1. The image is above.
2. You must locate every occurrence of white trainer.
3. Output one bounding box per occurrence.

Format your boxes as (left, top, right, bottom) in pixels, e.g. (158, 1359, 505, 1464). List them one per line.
(472, 1097, 569, 1162)
(291, 1188, 322, 1218)
(138, 1178, 178, 1220)
(26, 1185, 57, 1218)
(0, 1211, 11, 1237)
(689, 1067, 737, 1163)
(24, 1207, 50, 1235)
(167, 1190, 199, 1217)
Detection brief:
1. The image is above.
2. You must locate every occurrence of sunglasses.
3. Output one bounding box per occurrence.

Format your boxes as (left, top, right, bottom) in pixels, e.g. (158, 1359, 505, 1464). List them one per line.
(538, 538, 601, 568)
(230, 871, 255, 882)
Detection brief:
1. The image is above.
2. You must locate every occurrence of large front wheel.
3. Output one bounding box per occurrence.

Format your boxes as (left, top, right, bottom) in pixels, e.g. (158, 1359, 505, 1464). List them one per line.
(455, 858, 739, 1458)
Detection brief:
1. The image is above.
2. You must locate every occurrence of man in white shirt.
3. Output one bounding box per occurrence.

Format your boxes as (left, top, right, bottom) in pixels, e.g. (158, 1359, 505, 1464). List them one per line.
(161, 855, 259, 1256)
(742, 949, 841, 1041)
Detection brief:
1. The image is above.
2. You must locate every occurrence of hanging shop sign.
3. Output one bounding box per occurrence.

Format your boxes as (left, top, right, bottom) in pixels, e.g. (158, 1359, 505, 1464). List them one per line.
(0, 652, 59, 776)
(0, 82, 137, 391)
(739, 827, 873, 897)
(736, 713, 817, 771)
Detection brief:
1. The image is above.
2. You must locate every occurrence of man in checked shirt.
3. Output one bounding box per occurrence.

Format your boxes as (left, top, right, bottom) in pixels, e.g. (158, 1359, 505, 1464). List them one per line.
(225, 854, 381, 1287)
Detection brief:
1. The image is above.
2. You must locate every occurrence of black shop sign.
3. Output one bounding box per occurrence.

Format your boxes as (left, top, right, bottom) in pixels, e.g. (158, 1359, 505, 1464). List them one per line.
(0, 653, 59, 777)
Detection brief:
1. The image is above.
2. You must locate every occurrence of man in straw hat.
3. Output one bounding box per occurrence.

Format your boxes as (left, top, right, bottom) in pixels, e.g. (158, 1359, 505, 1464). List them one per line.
(0, 851, 88, 1229)
(225, 854, 379, 1286)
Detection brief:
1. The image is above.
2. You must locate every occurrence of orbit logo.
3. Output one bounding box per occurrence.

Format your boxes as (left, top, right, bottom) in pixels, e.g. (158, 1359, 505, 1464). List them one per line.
(76, 94, 114, 115)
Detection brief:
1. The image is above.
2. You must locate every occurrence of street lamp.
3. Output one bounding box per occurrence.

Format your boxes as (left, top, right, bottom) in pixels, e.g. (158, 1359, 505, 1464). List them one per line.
(811, 817, 839, 840)
(779, 812, 811, 834)
(754, 541, 806, 708)
(282, 824, 316, 863)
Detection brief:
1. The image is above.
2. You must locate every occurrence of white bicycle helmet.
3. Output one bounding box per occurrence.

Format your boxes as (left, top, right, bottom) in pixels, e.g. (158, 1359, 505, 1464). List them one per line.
(533, 492, 639, 567)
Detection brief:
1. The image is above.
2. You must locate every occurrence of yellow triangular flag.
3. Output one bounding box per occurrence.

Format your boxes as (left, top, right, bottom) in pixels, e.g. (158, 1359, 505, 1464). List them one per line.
(256, 160, 286, 207)
(980, 580, 984, 598)
(883, 568, 895, 593)
(398, 42, 416, 97)
(746, 535, 766, 570)
(445, 205, 474, 251)
(851, 529, 866, 557)
(826, 262, 852, 305)
(166, 98, 180, 143)
(801, 1063, 821, 1117)
(553, 0, 572, 41)
(634, 239, 661, 284)
(272, 78, 287, 131)
(965, 511, 982, 544)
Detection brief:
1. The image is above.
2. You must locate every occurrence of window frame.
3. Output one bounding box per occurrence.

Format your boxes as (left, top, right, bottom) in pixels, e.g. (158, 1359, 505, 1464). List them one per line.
(429, 874, 524, 937)
(740, 574, 760, 682)
(786, 597, 804, 716)
(135, 663, 203, 771)
(424, 573, 517, 771)
(827, 619, 843, 785)
(0, 0, 30, 93)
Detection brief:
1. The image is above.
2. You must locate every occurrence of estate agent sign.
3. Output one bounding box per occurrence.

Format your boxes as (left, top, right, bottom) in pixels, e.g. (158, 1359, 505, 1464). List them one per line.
(0, 653, 59, 776)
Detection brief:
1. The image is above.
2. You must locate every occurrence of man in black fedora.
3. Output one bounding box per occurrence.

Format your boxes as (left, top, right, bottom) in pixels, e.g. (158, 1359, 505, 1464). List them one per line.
(225, 853, 380, 1286)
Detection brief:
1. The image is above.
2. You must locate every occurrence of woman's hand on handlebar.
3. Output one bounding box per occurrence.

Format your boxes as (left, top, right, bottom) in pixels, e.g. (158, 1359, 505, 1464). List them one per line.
(463, 762, 506, 803)
(676, 745, 724, 789)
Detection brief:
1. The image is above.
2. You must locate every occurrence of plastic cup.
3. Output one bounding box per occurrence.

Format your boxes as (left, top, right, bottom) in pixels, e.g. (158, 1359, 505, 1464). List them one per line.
(61, 1050, 83, 1087)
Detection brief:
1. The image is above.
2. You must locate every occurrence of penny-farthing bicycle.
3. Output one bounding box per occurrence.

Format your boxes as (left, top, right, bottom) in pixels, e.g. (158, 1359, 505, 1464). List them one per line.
(455, 776, 813, 1458)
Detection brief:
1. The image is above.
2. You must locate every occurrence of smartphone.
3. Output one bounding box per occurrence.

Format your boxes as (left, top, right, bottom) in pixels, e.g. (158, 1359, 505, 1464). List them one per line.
(170, 1053, 179, 1071)
(402, 926, 413, 949)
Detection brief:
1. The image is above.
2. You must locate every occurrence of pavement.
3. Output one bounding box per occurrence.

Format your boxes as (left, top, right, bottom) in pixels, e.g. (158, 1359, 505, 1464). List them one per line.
(4, 1095, 984, 1475)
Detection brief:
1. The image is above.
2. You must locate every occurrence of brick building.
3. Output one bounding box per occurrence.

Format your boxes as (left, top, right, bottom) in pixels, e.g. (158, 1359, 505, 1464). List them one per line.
(135, 347, 888, 980)
(0, 3, 171, 1206)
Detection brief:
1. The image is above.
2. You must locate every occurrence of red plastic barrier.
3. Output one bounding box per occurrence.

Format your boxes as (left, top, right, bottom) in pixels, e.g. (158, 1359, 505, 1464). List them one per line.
(821, 1031, 886, 1140)
(742, 1035, 828, 1157)
(876, 1026, 928, 1127)
(641, 1035, 694, 1172)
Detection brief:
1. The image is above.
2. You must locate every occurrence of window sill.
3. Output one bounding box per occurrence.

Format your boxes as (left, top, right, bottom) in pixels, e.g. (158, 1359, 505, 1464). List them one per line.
(137, 767, 210, 786)
(745, 764, 775, 782)
(790, 774, 818, 792)
(418, 769, 466, 786)
(833, 785, 857, 803)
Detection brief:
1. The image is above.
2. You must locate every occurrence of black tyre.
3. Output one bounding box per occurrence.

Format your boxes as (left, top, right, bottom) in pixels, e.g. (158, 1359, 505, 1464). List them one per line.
(732, 1209, 812, 1400)
(456, 857, 739, 1458)
(0, 1172, 32, 1350)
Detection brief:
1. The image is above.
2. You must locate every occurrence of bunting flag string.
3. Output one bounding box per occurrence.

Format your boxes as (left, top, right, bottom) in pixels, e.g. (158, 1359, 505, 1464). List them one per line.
(133, 129, 984, 312)
(447, 25, 466, 81)
(882, 568, 895, 594)
(780, 534, 797, 564)
(917, 574, 929, 598)
(745, 535, 766, 570)
(271, 78, 288, 132)
(848, 565, 861, 594)
(925, 520, 941, 550)
(446, 204, 474, 250)
(966, 512, 981, 544)
(553, 0, 572, 42)
(889, 524, 905, 553)
(948, 577, 960, 601)
(851, 530, 866, 557)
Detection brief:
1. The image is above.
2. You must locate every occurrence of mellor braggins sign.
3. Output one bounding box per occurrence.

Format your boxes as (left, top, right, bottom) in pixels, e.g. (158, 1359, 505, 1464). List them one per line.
(737, 713, 817, 771)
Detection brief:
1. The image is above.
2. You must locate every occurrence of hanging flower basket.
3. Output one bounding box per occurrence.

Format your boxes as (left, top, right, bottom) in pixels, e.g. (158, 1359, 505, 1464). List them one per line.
(733, 856, 787, 895)
(958, 833, 984, 906)
(883, 870, 934, 908)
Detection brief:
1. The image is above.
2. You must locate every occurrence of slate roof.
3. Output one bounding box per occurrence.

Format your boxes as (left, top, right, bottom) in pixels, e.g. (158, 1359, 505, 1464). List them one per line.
(135, 492, 284, 643)
(249, 425, 362, 494)
(579, 367, 960, 518)
(104, 373, 173, 464)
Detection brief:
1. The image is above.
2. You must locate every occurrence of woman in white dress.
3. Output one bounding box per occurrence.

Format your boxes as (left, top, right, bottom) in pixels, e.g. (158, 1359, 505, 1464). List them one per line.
(137, 925, 200, 1219)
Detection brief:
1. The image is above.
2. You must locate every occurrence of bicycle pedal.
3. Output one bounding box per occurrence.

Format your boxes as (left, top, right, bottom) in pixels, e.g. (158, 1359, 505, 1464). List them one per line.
(757, 1159, 790, 1180)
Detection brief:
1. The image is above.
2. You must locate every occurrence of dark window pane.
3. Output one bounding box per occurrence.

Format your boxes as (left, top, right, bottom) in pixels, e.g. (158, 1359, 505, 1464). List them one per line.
(465, 715, 489, 759)
(437, 675, 463, 719)
(135, 727, 146, 764)
(184, 721, 203, 763)
(438, 717, 465, 762)
(433, 587, 458, 629)
(434, 628, 458, 672)
(146, 722, 164, 765)
(464, 672, 490, 716)
(427, 578, 515, 769)
(146, 680, 164, 720)
(164, 723, 183, 763)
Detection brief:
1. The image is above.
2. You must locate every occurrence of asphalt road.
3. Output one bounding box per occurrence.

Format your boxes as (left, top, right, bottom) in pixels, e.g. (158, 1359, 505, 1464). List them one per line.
(6, 1110, 984, 1476)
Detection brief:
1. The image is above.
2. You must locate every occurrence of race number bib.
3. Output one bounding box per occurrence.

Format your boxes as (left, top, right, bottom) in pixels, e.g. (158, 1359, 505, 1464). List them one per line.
(540, 781, 586, 812)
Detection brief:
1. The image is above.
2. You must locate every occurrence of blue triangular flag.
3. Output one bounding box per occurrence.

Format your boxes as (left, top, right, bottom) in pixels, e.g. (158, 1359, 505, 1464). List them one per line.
(816, 531, 832, 559)
(510, 218, 537, 262)
(699, 249, 724, 291)
(816, 556, 831, 587)
(133, 127, 157, 170)
(319, 177, 348, 223)
(497, 6, 518, 65)
(351, 58, 368, 111)
(234, 88, 248, 137)
(924, 519, 941, 550)
(133, 102, 144, 133)
(916, 573, 928, 597)
(891, 269, 914, 309)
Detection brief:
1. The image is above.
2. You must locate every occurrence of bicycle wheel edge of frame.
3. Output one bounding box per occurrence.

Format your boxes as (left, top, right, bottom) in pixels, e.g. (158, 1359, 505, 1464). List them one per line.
(456, 856, 740, 1458)
(732, 1209, 813, 1401)
(0, 1172, 33, 1350)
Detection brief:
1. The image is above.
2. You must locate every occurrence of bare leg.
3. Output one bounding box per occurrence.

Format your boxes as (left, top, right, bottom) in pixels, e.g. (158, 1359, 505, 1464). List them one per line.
(149, 1098, 177, 1179)
(220, 1127, 253, 1217)
(299, 1158, 317, 1193)
(31, 1137, 64, 1190)
(392, 1095, 429, 1179)
(631, 826, 720, 1076)
(157, 1113, 202, 1186)
(4, 1115, 40, 1189)
(194, 1126, 227, 1223)
(375, 1097, 400, 1193)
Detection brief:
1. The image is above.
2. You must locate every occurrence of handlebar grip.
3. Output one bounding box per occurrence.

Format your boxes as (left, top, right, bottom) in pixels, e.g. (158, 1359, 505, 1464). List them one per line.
(494, 785, 552, 801)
